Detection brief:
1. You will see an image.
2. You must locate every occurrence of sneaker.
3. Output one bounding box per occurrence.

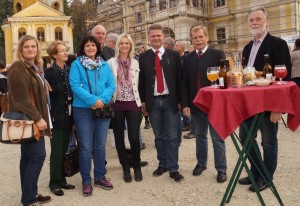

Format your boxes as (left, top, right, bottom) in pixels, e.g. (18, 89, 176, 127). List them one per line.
(95, 177, 113, 190)
(36, 194, 51, 204)
(82, 184, 93, 196)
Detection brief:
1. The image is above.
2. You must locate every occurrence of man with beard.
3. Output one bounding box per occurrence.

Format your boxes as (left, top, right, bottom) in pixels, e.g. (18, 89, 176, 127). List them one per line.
(238, 6, 291, 192)
(181, 25, 227, 183)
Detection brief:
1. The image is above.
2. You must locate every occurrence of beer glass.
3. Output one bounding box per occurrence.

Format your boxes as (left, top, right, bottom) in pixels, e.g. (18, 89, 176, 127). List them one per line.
(207, 67, 219, 88)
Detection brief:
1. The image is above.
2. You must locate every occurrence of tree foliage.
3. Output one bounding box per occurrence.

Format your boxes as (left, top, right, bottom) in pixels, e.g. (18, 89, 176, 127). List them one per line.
(0, 0, 13, 63)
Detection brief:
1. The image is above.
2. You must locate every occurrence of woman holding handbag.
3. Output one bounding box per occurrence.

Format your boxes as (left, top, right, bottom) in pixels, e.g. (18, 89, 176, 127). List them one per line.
(107, 33, 143, 182)
(69, 36, 116, 196)
(45, 41, 75, 196)
(7, 35, 52, 206)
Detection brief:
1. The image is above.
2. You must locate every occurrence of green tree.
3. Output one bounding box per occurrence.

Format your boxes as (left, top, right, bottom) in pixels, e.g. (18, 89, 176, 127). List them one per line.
(0, 0, 13, 63)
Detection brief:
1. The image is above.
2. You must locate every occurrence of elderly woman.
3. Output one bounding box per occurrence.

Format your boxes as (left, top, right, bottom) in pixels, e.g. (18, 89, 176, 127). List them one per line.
(7, 35, 51, 206)
(69, 36, 115, 196)
(107, 33, 143, 182)
(45, 41, 75, 196)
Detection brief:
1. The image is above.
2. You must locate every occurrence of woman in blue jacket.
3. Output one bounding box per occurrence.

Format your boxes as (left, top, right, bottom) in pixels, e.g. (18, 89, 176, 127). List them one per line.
(69, 36, 116, 196)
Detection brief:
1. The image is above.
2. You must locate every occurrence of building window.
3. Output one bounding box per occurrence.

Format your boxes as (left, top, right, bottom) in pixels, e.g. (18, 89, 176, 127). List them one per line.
(37, 27, 45, 42)
(186, 0, 190, 6)
(149, 0, 156, 13)
(18, 28, 26, 40)
(16, 2, 22, 12)
(159, 0, 166, 10)
(170, 0, 178, 8)
(215, 0, 225, 7)
(136, 12, 142, 24)
(52, 1, 60, 10)
(217, 27, 226, 44)
(55, 27, 63, 40)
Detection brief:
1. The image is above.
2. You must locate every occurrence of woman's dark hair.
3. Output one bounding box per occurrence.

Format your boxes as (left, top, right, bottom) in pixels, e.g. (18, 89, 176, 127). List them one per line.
(77, 36, 102, 57)
(295, 39, 300, 48)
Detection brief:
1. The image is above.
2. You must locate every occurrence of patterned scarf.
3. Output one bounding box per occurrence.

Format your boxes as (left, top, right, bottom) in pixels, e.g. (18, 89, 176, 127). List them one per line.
(52, 63, 73, 101)
(117, 57, 131, 85)
(79, 55, 102, 70)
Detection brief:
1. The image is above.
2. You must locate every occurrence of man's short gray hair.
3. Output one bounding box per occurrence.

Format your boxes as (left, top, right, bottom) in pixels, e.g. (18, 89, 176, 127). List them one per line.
(249, 6, 268, 19)
(106, 33, 119, 43)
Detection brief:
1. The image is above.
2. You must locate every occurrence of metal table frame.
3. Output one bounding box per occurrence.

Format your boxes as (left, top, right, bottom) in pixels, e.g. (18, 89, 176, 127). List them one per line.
(220, 113, 284, 206)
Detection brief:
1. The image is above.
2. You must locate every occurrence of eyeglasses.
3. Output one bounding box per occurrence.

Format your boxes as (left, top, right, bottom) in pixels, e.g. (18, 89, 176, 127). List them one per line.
(57, 49, 69, 53)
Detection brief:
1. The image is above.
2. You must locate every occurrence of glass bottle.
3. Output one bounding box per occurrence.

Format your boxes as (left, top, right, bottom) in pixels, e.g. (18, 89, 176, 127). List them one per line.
(232, 62, 245, 88)
(225, 59, 232, 87)
(219, 59, 228, 89)
(263, 54, 272, 80)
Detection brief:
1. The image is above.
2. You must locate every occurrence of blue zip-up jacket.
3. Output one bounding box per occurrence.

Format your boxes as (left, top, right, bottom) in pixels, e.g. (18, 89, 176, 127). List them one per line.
(69, 57, 116, 108)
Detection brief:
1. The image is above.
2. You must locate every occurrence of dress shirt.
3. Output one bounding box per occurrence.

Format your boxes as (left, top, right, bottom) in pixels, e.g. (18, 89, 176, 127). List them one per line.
(247, 32, 267, 67)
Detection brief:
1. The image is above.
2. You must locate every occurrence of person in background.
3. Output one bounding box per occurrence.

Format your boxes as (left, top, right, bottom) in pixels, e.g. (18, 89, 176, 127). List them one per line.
(8, 35, 51, 206)
(139, 24, 184, 182)
(66, 54, 77, 68)
(45, 41, 75, 196)
(291, 38, 300, 86)
(189, 45, 195, 53)
(138, 45, 151, 130)
(107, 33, 143, 183)
(0, 61, 8, 114)
(69, 36, 116, 196)
(105, 33, 119, 50)
(163, 37, 175, 50)
(91, 24, 115, 61)
(181, 26, 227, 183)
(238, 6, 292, 192)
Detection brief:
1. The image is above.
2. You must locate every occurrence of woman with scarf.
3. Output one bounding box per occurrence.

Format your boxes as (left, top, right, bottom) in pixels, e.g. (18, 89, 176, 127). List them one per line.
(107, 33, 143, 183)
(69, 36, 115, 196)
(291, 38, 300, 86)
(45, 41, 75, 196)
(8, 35, 52, 206)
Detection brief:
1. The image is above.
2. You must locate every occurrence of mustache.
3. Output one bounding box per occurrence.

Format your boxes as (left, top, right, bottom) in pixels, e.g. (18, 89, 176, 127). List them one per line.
(196, 41, 203, 45)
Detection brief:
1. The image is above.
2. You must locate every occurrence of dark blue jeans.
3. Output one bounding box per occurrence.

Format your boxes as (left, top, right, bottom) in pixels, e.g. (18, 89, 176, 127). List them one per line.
(192, 110, 227, 172)
(239, 112, 278, 180)
(20, 137, 46, 205)
(149, 96, 180, 173)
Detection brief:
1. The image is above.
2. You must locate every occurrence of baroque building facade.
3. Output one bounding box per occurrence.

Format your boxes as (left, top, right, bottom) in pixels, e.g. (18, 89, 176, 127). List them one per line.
(1, 0, 74, 64)
(93, 0, 299, 59)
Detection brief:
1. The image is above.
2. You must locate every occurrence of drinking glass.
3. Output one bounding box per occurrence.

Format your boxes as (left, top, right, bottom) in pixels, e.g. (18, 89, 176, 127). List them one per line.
(207, 67, 219, 88)
(274, 65, 287, 84)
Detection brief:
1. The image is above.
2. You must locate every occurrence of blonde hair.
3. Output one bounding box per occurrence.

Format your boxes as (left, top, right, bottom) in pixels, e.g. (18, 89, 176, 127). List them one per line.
(14, 35, 43, 66)
(114, 33, 135, 59)
(47, 40, 67, 62)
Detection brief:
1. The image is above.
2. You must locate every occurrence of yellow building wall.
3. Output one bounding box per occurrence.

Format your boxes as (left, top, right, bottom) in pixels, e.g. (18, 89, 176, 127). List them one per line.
(3, 28, 13, 64)
(13, 0, 38, 14)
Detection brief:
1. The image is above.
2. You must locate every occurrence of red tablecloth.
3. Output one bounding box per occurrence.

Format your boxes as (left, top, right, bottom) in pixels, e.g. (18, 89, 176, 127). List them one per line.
(193, 81, 300, 139)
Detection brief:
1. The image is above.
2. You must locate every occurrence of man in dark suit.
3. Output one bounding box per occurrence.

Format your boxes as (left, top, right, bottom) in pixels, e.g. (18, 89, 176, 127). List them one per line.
(238, 6, 291, 192)
(91, 25, 115, 61)
(139, 24, 184, 182)
(181, 25, 227, 183)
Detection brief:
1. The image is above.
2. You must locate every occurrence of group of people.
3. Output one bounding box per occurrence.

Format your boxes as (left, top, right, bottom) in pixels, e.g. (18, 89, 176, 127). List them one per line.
(5, 6, 298, 206)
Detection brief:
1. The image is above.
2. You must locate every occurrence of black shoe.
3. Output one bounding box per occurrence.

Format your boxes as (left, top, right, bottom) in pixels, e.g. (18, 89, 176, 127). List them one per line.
(122, 164, 132, 183)
(140, 161, 148, 167)
(61, 184, 75, 190)
(144, 120, 151, 129)
(192, 164, 207, 176)
(217, 171, 227, 183)
(170, 171, 184, 182)
(134, 168, 143, 182)
(50, 188, 64, 196)
(153, 166, 168, 176)
(249, 179, 269, 192)
(183, 132, 196, 139)
(141, 143, 146, 150)
(36, 194, 52, 204)
(238, 176, 252, 185)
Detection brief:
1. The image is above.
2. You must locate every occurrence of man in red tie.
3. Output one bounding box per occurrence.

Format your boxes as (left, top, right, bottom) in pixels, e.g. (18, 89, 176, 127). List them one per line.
(138, 24, 184, 182)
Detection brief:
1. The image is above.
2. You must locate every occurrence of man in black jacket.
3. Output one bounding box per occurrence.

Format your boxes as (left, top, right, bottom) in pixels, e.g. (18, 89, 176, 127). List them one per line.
(181, 25, 227, 183)
(238, 6, 291, 192)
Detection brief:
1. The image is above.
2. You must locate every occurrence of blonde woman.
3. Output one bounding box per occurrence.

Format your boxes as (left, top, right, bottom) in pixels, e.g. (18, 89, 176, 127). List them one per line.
(8, 35, 51, 206)
(107, 33, 143, 182)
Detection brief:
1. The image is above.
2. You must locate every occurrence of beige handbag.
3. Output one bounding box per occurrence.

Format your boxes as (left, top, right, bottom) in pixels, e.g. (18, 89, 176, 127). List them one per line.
(0, 112, 40, 144)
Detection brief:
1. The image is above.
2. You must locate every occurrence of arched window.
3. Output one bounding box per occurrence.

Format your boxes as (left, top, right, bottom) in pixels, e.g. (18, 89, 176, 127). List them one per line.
(163, 27, 175, 39)
(55, 27, 63, 40)
(186, 0, 190, 6)
(192, 0, 198, 7)
(159, 0, 166, 10)
(52, 1, 60, 10)
(18, 28, 26, 40)
(16, 2, 22, 12)
(37, 27, 45, 42)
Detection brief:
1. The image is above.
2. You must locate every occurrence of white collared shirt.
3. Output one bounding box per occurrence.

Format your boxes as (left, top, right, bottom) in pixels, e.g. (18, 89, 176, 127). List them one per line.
(195, 45, 208, 55)
(152, 46, 170, 96)
(247, 32, 268, 67)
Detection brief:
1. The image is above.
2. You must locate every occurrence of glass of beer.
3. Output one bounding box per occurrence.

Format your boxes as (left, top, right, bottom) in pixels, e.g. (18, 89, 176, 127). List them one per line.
(274, 65, 287, 84)
(207, 67, 219, 88)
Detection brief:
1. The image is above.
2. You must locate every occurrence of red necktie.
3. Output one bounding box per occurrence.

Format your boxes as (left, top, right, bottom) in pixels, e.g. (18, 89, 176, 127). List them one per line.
(155, 51, 164, 93)
(197, 51, 202, 90)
